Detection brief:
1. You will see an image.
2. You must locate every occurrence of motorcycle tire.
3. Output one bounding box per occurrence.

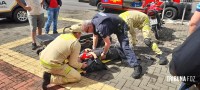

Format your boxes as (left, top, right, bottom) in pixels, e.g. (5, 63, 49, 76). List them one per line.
(152, 25, 160, 40)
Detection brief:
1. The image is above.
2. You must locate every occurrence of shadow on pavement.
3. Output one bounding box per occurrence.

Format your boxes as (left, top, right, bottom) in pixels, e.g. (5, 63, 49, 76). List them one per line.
(134, 46, 172, 76)
(0, 18, 29, 29)
(176, 13, 193, 20)
(158, 27, 176, 41)
(84, 61, 121, 82)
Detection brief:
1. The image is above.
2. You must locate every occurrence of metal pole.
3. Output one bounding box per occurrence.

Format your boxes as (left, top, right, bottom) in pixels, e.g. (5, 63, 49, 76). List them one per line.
(181, 2, 187, 25)
(161, 1, 166, 20)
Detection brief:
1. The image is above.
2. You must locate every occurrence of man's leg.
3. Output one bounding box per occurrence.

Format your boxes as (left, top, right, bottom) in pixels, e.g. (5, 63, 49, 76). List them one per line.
(50, 65, 81, 84)
(129, 29, 137, 46)
(52, 7, 60, 34)
(37, 13, 45, 35)
(142, 24, 168, 65)
(28, 15, 38, 50)
(116, 24, 142, 79)
(45, 8, 53, 34)
(42, 65, 81, 89)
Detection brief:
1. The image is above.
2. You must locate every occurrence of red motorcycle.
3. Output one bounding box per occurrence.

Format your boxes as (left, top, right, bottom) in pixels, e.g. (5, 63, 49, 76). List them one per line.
(146, 2, 163, 39)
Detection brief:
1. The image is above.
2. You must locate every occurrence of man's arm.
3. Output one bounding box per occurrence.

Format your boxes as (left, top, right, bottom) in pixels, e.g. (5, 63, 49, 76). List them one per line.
(68, 41, 85, 69)
(189, 11, 200, 36)
(93, 34, 98, 49)
(58, 0, 62, 6)
(41, 0, 44, 7)
(101, 36, 111, 59)
(16, 0, 31, 11)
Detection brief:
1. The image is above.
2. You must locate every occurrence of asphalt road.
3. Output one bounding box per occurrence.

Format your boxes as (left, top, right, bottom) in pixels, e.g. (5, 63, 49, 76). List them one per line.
(61, 0, 96, 10)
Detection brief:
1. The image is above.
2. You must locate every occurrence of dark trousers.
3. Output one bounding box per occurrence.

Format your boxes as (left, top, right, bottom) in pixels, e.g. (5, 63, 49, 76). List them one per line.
(115, 23, 139, 67)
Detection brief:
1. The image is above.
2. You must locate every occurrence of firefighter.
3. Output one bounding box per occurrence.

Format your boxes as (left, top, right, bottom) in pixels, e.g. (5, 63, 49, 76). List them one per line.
(82, 12, 142, 79)
(119, 10, 168, 65)
(40, 24, 87, 90)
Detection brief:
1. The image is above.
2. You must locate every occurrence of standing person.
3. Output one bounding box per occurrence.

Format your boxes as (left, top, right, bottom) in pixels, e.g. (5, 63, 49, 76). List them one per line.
(40, 24, 87, 90)
(82, 12, 142, 79)
(43, 0, 62, 34)
(189, 3, 200, 36)
(170, 3, 200, 90)
(119, 10, 168, 65)
(16, 0, 45, 50)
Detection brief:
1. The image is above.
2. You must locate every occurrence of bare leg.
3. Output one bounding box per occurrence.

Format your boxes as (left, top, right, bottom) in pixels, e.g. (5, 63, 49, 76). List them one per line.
(32, 31, 36, 43)
(38, 27, 42, 35)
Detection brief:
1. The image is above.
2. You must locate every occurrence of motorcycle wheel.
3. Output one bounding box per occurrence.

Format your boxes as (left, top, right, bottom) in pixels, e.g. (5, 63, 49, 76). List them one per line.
(152, 25, 160, 40)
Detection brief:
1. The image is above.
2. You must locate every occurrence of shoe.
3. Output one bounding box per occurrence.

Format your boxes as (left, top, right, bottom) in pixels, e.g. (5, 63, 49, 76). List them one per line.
(157, 54, 168, 65)
(132, 65, 142, 79)
(32, 43, 37, 50)
(45, 30, 49, 34)
(36, 48, 44, 55)
(53, 31, 58, 34)
(42, 72, 51, 90)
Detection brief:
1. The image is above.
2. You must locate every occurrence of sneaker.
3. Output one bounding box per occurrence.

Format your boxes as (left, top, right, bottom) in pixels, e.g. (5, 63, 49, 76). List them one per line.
(53, 31, 58, 34)
(36, 48, 44, 55)
(132, 65, 142, 79)
(42, 72, 51, 90)
(45, 30, 49, 34)
(157, 54, 168, 65)
(32, 43, 37, 50)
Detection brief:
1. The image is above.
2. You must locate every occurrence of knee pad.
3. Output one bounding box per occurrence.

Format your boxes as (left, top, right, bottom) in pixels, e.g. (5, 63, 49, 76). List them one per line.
(144, 38, 152, 47)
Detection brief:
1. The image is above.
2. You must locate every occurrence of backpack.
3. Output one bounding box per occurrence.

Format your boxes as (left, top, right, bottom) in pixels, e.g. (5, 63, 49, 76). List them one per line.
(83, 58, 107, 73)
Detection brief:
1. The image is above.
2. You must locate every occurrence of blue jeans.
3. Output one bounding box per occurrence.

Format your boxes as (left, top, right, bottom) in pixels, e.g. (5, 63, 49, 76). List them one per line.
(116, 23, 139, 67)
(45, 7, 60, 34)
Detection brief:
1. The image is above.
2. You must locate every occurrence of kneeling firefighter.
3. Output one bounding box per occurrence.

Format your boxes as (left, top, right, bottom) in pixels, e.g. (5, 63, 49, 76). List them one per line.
(40, 24, 87, 90)
(119, 11, 168, 65)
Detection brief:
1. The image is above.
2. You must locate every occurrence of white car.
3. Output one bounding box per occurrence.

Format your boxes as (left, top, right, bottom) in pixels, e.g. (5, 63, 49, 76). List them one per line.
(0, 0, 28, 23)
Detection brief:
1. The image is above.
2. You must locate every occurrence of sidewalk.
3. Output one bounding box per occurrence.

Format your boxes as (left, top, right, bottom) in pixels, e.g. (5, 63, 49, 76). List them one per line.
(0, 16, 189, 90)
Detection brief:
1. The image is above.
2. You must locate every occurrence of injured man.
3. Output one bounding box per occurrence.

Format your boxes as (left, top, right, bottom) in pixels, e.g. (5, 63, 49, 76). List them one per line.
(80, 44, 126, 62)
(79, 44, 128, 73)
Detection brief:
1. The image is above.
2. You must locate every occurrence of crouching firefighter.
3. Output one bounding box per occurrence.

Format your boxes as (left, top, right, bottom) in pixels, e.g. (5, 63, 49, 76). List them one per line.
(39, 24, 87, 90)
(119, 11, 168, 65)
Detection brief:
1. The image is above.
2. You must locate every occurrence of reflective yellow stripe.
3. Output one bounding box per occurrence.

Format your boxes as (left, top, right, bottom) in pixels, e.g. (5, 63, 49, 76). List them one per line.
(59, 33, 76, 41)
(64, 59, 69, 64)
(40, 59, 71, 74)
(64, 66, 72, 74)
(151, 42, 162, 55)
(40, 59, 61, 69)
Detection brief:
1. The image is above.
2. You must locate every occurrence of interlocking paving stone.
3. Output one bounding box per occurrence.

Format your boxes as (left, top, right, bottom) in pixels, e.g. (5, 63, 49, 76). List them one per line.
(0, 60, 64, 90)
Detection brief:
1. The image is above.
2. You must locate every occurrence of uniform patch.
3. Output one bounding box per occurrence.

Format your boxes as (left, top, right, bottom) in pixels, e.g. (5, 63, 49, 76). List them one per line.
(98, 12, 107, 17)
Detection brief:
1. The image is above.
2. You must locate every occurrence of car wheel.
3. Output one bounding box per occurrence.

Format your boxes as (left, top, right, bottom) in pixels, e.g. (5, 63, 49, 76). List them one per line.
(164, 7, 177, 20)
(97, 2, 106, 12)
(13, 8, 28, 23)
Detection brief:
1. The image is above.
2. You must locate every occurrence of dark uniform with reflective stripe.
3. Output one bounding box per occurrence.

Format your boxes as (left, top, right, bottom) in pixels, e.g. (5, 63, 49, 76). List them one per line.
(91, 12, 139, 67)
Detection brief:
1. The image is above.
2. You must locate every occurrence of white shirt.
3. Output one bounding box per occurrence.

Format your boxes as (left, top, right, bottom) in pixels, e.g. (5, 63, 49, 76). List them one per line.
(24, 0, 44, 15)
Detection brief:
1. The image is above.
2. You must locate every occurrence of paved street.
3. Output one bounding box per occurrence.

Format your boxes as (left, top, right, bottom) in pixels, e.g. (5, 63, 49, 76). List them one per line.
(0, 0, 197, 90)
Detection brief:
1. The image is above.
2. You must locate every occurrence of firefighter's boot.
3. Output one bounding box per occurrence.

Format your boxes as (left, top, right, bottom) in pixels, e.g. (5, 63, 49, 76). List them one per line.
(157, 54, 168, 65)
(42, 72, 51, 90)
(132, 65, 142, 79)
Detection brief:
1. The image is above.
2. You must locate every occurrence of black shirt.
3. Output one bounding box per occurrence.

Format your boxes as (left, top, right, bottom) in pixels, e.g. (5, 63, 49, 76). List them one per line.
(93, 20, 115, 38)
